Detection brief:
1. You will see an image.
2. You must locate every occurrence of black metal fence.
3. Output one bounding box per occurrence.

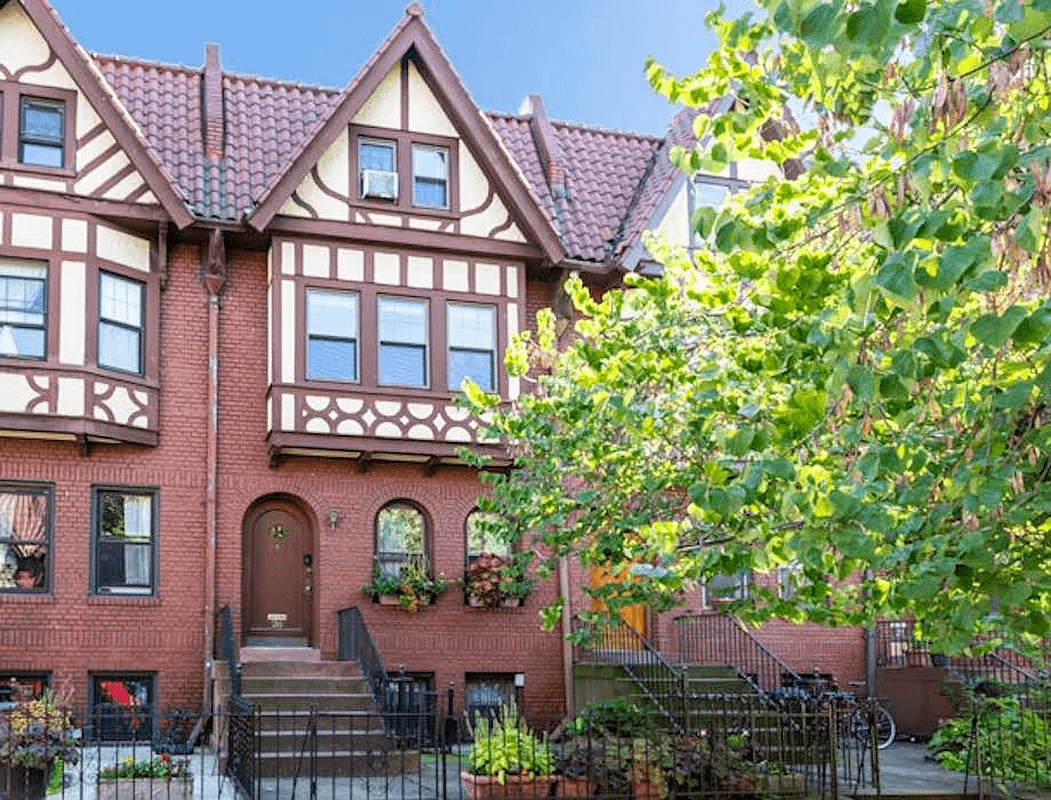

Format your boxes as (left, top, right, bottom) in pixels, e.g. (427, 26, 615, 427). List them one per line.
(0, 692, 889, 800)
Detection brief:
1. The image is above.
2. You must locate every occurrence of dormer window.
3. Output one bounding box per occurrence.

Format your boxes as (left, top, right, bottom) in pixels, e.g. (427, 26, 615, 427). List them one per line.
(412, 144, 448, 209)
(19, 97, 65, 169)
(359, 138, 398, 201)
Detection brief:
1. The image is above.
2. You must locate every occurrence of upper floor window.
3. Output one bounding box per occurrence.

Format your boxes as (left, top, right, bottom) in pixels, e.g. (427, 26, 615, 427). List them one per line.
(412, 145, 448, 209)
(705, 571, 750, 607)
(448, 303, 495, 391)
(307, 289, 359, 382)
(93, 488, 156, 595)
(0, 84, 74, 171)
(359, 138, 398, 201)
(376, 501, 426, 579)
(0, 258, 47, 360)
(19, 97, 65, 168)
(690, 179, 732, 249)
(0, 486, 51, 593)
(98, 272, 144, 375)
(378, 296, 428, 387)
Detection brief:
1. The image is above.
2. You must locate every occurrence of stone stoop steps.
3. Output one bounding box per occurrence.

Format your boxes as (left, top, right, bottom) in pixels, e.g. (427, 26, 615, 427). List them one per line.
(214, 650, 421, 777)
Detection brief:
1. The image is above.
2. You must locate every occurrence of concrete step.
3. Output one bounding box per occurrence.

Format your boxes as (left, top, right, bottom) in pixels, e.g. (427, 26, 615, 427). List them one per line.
(243, 692, 375, 712)
(240, 646, 321, 662)
(216, 660, 364, 678)
(258, 728, 395, 751)
(255, 749, 421, 777)
(231, 676, 369, 694)
(254, 710, 389, 732)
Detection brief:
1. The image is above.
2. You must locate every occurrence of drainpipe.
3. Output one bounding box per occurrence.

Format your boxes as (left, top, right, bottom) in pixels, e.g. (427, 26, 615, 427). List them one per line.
(202, 229, 227, 716)
(559, 555, 574, 716)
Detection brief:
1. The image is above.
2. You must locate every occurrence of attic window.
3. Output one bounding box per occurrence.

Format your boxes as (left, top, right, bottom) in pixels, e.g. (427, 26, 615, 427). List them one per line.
(19, 97, 65, 168)
(360, 139, 398, 201)
(412, 144, 448, 209)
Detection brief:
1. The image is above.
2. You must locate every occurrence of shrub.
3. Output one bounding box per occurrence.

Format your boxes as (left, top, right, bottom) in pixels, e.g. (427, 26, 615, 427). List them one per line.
(99, 754, 187, 780)
(466, 703, 553, 783)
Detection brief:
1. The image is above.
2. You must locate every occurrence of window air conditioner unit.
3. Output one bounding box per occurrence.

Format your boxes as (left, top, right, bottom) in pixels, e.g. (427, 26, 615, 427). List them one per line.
(361, 169, 398, 200)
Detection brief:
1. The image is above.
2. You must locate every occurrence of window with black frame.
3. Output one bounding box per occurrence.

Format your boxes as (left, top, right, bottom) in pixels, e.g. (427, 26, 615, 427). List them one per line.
(447, 303, 495, 392)
(465, 673, 516, 723)
(93, 489, 156, 595)
(0, 258, 47, 360)
(378, 296, 427, 387)
(0, 486, 51, 593)
(0, 673, 50, 704)
(90, 674, 154, 742)
(306, 288, 359, 381)
(375, 502, 425, 579)
(19, 97, 65, 168)
(98, 272, 144, 374)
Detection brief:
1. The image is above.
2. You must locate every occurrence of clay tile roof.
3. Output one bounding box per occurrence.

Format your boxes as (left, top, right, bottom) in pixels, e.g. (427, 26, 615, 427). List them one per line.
(91, 46, 704, 255)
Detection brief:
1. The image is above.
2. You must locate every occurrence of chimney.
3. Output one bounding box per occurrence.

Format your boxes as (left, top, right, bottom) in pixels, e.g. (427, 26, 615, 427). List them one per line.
(203, 43, 224, 160)
(524, 94, 566, 198)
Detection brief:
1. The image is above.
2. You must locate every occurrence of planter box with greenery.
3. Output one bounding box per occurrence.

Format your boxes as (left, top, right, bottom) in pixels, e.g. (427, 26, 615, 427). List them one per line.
(463, 703, 554, 800)
(98, 756, 192, 800)
(362, 562, 448, 613)
(463, 552, 532, 609)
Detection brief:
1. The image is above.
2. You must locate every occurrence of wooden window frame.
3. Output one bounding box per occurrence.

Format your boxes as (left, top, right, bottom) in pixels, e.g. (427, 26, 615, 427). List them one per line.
(0, 81, 76, 176)
(0, 482, 53, 595)
(350, 124, 460, 218)
(377, 294, 430, 389)
(375, 500, 431, 579)
(97, 270, 146, 377)
(446, 301, 496, 392)
(91, 486, 159, 597)
(305, 286, 360, 384)
(0, 257, 49, 362)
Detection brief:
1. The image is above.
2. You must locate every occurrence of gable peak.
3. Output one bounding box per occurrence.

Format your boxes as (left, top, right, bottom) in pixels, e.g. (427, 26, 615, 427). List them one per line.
(405, 2, 424, 18)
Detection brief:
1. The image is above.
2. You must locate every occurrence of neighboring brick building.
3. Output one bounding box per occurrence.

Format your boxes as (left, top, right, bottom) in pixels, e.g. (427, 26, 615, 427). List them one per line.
(0, 0, 864, 724)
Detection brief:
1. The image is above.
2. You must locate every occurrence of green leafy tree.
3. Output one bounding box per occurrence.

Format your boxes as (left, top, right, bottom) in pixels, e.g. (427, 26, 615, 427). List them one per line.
(464, 0, 1051, 654)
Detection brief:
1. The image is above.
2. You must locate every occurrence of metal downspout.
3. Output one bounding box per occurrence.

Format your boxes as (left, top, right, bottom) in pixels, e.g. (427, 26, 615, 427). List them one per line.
(559, 555, 574, 716)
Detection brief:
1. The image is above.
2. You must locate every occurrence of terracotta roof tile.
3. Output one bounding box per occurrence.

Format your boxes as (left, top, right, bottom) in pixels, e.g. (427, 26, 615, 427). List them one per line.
(92, 51, 697, 255)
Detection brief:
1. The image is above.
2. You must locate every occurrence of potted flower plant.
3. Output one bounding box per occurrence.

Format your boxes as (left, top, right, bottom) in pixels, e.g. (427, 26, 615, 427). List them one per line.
(463, 552, 532, 609)
(362, 561, 448, 613)
(98, 754, 192, 800)
(0, 685, 80, 800)
(462, 703, 554, 800)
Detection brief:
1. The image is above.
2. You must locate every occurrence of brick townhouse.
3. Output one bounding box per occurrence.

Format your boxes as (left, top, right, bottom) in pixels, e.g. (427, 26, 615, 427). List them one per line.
(0, 0, 867, 728)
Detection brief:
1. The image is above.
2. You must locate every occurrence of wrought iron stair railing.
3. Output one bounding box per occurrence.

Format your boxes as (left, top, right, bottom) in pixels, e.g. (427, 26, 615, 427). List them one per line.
(674, 612, 803, 694)
(572, 617, 688, 732)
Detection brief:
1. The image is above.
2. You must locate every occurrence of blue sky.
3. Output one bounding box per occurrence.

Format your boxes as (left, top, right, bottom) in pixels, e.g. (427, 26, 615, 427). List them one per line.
(52, 1, 730, 136)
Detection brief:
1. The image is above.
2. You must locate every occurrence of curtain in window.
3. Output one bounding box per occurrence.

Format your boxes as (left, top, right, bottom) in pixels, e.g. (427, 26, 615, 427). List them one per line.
(122, 495, 151, 586)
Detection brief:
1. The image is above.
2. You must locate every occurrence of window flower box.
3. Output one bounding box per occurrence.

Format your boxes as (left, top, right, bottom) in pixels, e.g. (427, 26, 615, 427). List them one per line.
(362, 563, 447, 613)
(462, 553, 532, 609)
(96, 776, 193, 800)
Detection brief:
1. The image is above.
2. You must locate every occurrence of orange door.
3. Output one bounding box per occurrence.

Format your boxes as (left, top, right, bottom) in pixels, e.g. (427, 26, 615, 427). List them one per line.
(590, 565, 647, 643)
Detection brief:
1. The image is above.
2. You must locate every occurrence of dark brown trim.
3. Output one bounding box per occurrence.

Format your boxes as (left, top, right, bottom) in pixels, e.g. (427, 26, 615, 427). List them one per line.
(0, 413, 158, 446)
(17, 0, 193, 228)
(89, 162, 137, 199)
(269, 215, 543, 261)
(268, 430, 506, 461)
(0, 185, 170, 223)
(246, 14, 565, 264)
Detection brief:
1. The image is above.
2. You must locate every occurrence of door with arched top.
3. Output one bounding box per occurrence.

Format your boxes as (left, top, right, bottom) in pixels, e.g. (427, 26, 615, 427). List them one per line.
(243, 499, 314, 646)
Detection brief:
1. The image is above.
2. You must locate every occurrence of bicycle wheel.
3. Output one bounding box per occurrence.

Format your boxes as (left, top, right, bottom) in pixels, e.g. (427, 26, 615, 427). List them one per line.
(873, 704, 896, 750)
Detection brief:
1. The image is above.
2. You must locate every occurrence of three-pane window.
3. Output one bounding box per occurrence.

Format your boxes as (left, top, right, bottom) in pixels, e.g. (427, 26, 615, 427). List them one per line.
(98, 272, 144, 374)
(378, 296, 428, 387)
(412, 145, 449, 209)
(0, 486, 51, 593)
(19, 97, 65, 168)
(307, 289, 359, 382)
(447, 303, 495, 391)
(94, 489, 156, 595)
(0, 259, 47, 360)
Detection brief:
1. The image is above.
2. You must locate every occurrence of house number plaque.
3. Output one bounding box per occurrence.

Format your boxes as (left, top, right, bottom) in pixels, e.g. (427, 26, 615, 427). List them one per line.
(267, 613, 287, 628)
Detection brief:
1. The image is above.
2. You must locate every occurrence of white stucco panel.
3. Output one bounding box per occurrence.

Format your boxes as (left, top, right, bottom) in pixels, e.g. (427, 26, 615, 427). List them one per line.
(11, 214, 53, 250)
(373, 252, 401, 286)
(337, 248, 364, 282)
(406, 256, 433, 289)
(278, 196, 311, 218)
(443, 260, 469, 293)
(475, 262, 500, 295)
(59, 260, 86, 366)
(101, 173, 146, 202)
(77, 129, 116, 169)
(96, 385, 138, 425)
(280, 280, 296, 383)
(23, 61, 77, 92)
(280, 241, 296, 275)
(461, 191, 513, 240)
(61, 219, 87, 253)
(291, 170, 349, 222)
(74, 99, 103, 142)
(0, 373, 39, 413)
(352, 65, 401, 129)
(651, 182, 690, 251)
(0, 4, 50, 75)
(281, 393, 296, 431)
(458, 143, 489, 214)
(302, 244, 330, 278)
(56, 377, 85, 417)
(315, 128, 351, 199)
(96, 225, 150, 272)
(407, 424, 435, 440)
(737, 157, 781, 183)
(74, 150, 132, 196)
(11, 175, 65, 193)
(406, 61, 456, 138)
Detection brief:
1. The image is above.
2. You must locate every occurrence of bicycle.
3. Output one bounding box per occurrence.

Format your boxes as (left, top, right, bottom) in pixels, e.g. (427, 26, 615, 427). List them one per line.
(770, 674, 896, 750)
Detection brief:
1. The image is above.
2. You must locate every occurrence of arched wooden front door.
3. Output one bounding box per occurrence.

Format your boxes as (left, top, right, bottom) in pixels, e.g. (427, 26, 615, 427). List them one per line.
(243, 499, 314, 646)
